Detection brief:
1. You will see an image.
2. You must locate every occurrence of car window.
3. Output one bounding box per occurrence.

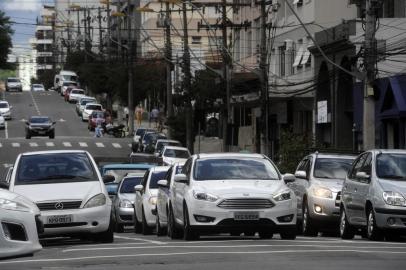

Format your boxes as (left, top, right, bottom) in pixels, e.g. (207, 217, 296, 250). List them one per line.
(360, 153, 372, 175)
(194, 158, 280, 181)
(376, 153, 406, 180)
(141, 170, 150, 188)
(30, 117, 50, 124)
(165, 167, 173, 184)
(349, 153, 368, 179)
(0, 103, 9, 108)
(163, 149, 190, 159)
(313, 158, 354, 180)
(182, 158, 192, 178)
(120, 177, 143, 193)
(149, 171, 168, 189)
(104, 169, 148, 183)
(15, 153, 97, 185)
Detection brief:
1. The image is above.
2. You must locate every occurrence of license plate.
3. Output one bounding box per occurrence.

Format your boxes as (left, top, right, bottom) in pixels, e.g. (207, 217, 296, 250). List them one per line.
(37, 130, 46, 134)
(47, 215, 72, 224)
(234, 212, 259, 221)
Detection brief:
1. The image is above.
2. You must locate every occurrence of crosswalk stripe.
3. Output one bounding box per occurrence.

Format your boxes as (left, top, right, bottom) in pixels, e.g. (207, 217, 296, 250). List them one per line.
(96, 142, 105, 148)
(79, 142, 88, 147)
(112, 143, 121, 148)
(29, 142, 38, 147)
(0, 143, 2, 148)
(63, 142, 72, 147)
(46, 142, 55, 147)
(12, 143, 20, 147)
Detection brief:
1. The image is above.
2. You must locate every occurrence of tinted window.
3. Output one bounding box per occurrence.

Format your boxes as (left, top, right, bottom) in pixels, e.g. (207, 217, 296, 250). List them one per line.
(0, 103, 8, 108)
(30, 117, 50, 124)
(81, 99, 95, 105)
(376, 153, 406, 180)
(163, 149, 190, 159)
(104, 169, 148, 182)
(314, 158, 354, 180)
(194, 158, 280, 181)
(86, 105, 102, 110)
(72, 90, 84, 94)
(349, 154, 368, 179)
(63, 82, 77, 86)
(16, 153, 97, 185)
(120, 177, 143, 193)
(149, 171, 168, 188)
(8, 78, 19, 82)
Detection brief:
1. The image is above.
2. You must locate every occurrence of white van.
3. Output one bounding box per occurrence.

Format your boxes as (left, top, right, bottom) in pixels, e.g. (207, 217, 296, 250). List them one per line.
(54, 70, 79, 93)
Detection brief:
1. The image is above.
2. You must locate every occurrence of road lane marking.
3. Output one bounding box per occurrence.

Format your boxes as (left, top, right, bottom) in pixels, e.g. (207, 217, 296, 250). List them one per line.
(11, 142, 20, 147)
(46, 142, 55, 147)
(79, 142, 88, 147)
(30, 91, 41, 115)
(96, 142, 105, 148)
(29, 142, 38, 147)
(0, 143, 2, 147)
(3, 250, 406, 265)
(112, 143, 121, 148)
(114, 235, 165, 245)
(63, 142, 72, 147)
(4, 121, 8, 139)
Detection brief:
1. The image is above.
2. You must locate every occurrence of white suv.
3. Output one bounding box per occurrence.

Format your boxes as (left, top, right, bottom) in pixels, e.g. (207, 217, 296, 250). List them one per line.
(167, 153, 297, 240)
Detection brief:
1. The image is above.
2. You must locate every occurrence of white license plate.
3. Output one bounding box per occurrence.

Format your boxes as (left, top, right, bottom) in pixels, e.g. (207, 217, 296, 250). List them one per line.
(37, 131, 46, 134)
(47, 215, 72, 224)
(234, 212, 259, 221)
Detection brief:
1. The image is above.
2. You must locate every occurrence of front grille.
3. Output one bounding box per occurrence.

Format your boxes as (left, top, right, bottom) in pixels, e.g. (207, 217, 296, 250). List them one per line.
(335, 192, 341, 207)
(1, 222, 27, 241)
(37, 201, 82, 211)
(120, 215, 133, 221)
(217, 198, 274, 209)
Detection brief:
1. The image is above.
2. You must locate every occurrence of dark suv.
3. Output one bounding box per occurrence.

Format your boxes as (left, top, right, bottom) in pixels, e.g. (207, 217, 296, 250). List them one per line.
(25, 116, 56, 139)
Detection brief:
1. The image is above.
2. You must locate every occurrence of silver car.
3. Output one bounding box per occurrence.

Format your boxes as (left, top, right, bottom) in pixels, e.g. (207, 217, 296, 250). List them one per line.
(291, 153, 355, 236)
(340, 149, 406, 241)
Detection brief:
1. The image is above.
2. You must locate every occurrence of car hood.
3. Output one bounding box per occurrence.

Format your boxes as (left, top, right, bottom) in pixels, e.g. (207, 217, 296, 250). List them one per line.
(12, 181, 102, 204)
(0, 108, 10, 113)
(0, 189, 40, 214)
(312, 179, 344, 192)
(378, 179, 406, 196)
(192, 179, 286, 197)
(118, 193, 135, 204)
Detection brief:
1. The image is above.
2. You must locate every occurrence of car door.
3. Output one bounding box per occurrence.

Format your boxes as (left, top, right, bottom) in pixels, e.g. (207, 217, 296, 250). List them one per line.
(135, 171, 149, 221)
(158, 167, 172, 222)
(293, 157, 312, 218)
(174, 158, 192, 221)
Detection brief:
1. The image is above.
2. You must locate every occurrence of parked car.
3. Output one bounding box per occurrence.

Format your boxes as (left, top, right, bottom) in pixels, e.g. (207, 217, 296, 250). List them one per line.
(134, 166, 170, 234)
(31, 84, 45, 91)
(0, 188, 43, 259)
(25, 116, 56, 139)
(340, 149, 406, 241)
(0, 100, 12, 120)
(154, 139, 182, 156)
(61, 82, 78, 96)
(54, 70, 79, 93)
(111, 173, 144, 232)
(64, 87, 75, 102)
(156, 163, 184, 236)
(132, 128, 155, 152)
(88, 111, 106, 131)
(76, 97, 96, 116)
(291, 152, 356, 236)
(82, 103, 103, 122)
(0, 115, 5, 129)
(100, 163, 154, 183)
(160, 146, 191, 166)
(141, 132, 167, 153)
(6, 77, 22, 92)
(7, 150, 115, 243)
(68, 89, 85, 103)
(167, 153, 297, 240)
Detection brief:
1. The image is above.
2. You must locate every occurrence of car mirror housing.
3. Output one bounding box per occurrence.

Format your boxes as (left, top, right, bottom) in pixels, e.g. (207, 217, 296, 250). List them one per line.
(356, 172, 371, 182)
(102, 175, 115, 183)
(134, 184, 144, 192)
(157, 179, 168, 188)
(294, 170, 307, 179)
(283, 173, 296, 183)
(174, 174, 188, 183)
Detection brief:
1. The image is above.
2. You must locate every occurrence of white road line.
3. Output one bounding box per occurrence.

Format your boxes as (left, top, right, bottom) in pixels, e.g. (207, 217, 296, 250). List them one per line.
(113, 235, 166, 245)
(29, 142, 38, 147)
(46, 142, 55, 147)
(11, 142, 20, 147)
(96, 142, 105, 148)
(4, 121, 8, 139)
(63, 142, 72, 147)
(0, 143, 2, 147)
(112, 143, 122, 148)
(30, 91, 41, 115)
(3, 250, 406, 265)
(79, 142, 88, 147)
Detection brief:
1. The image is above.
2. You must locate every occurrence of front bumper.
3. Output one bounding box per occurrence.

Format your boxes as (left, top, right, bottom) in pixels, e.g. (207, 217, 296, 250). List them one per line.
(82, 112, 90, 121)
(116, 207, 134, 225)
(307, 194, 340, 222)
(28, 128, 53, 136)
(374, 207, 406, 231)
(1, 111, 11, 119)
(39, 204, 111, 236)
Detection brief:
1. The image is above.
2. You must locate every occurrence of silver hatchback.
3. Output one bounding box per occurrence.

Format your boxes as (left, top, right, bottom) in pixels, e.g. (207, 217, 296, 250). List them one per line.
(340, 149, 406, 241)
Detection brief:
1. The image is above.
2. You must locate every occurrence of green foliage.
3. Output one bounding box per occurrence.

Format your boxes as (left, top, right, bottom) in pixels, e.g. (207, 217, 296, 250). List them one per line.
(0, 10, 13, 69)
(167, 113, 186, 146)
(0, 69, 16, 81)
(191, 69, 223, 111)
(31, 70, 56, 89)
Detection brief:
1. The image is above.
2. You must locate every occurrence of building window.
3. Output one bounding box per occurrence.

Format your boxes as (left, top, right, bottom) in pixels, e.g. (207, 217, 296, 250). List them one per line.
(292, 39, 304, 68)
(300, 39, 312, 67)
(279, 45, 286, 76)
(191, 36, 202, 45)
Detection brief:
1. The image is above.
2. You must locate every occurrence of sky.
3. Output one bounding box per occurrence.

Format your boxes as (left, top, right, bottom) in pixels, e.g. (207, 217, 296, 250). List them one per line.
(0, 0, 54, 56)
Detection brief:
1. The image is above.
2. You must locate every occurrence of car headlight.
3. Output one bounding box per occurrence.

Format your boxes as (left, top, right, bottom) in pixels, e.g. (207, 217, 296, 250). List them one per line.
(0, 198, 30, 212)
(273, 189, 292, 201)
(383, 191, 406, 206)
(193, 191, 218, 202)
(313, 187, 333, 199)
(84, 193, 106, 208)
(119, 199, 133, 208)
(148, 196, 157, 205)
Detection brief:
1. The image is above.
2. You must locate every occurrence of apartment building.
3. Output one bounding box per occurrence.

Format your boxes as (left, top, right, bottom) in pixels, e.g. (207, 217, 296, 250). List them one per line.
(17, 51, 37, 91)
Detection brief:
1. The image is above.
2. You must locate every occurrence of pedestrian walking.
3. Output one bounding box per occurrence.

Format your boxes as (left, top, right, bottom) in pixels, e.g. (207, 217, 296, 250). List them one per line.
(150, 107, 159, 128)
(94, 118, 103, 138)
(135, 105, 143, 127)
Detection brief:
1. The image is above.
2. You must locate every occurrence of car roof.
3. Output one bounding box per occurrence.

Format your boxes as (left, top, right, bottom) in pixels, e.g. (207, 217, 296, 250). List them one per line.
(0, 100, 9, 104)
(156, 139, 180, 144)
(195, 153, 266, 159)
(309, 152, 357, 159)
(20, 150, 89, 156)
(370, 149, 406, 154)
(163, 146, 189, 151)
(30, 115, 50, 119)
(102, 163, 154, 169)
(60, 70, 77, 75)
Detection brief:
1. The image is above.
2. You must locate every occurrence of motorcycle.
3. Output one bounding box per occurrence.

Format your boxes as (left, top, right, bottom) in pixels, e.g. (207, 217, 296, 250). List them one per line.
(104, 124, 126, 138)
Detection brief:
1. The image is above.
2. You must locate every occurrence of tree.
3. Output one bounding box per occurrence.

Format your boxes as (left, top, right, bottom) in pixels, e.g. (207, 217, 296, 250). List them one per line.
(0, 10, 13, 69)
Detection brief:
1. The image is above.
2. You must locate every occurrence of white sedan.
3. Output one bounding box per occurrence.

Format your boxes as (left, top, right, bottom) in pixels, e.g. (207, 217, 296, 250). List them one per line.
(0, 100, 12, 120)
(68, 89, 86, 103)
(0, 188, 43, 259)
(0, 115, 4, 129)
(161, 146, 190, 165)
(81, 103, 103, 121)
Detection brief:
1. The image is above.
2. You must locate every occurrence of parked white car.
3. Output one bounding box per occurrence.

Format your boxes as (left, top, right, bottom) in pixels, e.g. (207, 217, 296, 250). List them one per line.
(68, 89, 85, 103)
(31, 84, 45, 91)
(76, 97, 96, 116)
(7, 150, 114, 243)
(82, 103, 103, 121)
(0, 100, 12, 120)
(0, 188, 43, 259)
(134, 166, 170, 235)
(156, 163, 184, 236)
(167, 153, 297, 240)
(161, 146, 191, 165)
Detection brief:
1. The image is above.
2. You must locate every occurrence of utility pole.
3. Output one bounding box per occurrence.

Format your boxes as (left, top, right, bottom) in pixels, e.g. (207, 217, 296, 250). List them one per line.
(83, 7, 88, 62)
(67, 10, 72, 54)
(106, 0, 111, 61)
(182, 1, 193, 152)
(127, 0, 135, 136)
(363, 0, 380, 150)
(76, 8, 81, 50)
(98, 7, 103, 56)
(117, 0, 122, 60)
(165, 1, 173, 122)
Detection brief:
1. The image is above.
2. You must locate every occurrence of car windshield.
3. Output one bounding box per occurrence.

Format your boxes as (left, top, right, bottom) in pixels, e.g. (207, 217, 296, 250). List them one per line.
(104, 169, 148, 182)
(157, 141, 181, 151)
(314, 158, 354, 179)
(81, 99, 95, 105)
(0, 103, 8, 108)
(8, 78, 19, 82)
(33, 84, 43, 88)
(149, 171, 167, 188)
(86, 105, 102, 110)
(163, 149, 190, 159)
(120, 177, 143, 193)
(30, 117, 50, 124)
(63, 82, 77, 86)
(376, 153, 406, 180)
(194, 158, 280, 181)
(63, 75, 77, 81)
(92, 112, 104, 118)
(72, 90, 84, 94)
(15, 153, 97, 185)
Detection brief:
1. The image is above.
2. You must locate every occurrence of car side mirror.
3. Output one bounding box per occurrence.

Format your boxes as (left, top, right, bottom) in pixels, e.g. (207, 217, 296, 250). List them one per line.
(294, 170, 307, 179)
(102, 174, 115, 183)
(174, 174, 188, 183)
(157, 179, 168, 188)
(134, 184, 144, 192)
(25, 121, 29, 125)
(0, 181, 9, 189)
(356, 172, 371, 182)
(283, 173, 296, 184)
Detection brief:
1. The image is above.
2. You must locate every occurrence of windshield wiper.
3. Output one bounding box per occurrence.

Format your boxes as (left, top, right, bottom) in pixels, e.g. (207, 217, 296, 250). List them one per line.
(379, 174, 406, 180)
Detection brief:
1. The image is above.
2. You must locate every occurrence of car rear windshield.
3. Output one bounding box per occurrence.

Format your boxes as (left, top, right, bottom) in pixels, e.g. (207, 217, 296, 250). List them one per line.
(86, 105, 102, 110)
(15, 153, 97, 185)
(104, 169, 148, 183)
(120, 177, 143, 193)
(376, 153, 406, 180)
(8, 78, 19, 82)
(0, 103, 8, 108)
(72, 90, 84, 94)
(157, 141, 181, 151)
(163, 149, 190, 159)
(30, 117, 50, 123)
(194, 158, 280, 181)
(314, 158, 354, 179)
(149, 171, 167, 188)
(81, 99, 95, 105)
(136, 128, 153, 136)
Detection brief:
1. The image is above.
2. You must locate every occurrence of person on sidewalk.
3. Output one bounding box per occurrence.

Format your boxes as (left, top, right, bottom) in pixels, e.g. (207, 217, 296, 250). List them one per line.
(135, 104, 143, 127)
(150, 107, 159, 128)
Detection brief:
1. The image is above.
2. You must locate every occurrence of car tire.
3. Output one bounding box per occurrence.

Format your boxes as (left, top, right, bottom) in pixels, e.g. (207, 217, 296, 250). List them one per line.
(367, 207, 384, 241)
(115, 222, 124, 233)
(244, 231, 255, 237)
(94, 217, 114, 243)
(49, 131, 55, 139)
(25, 132, 31, 139)
(280, 229, 297, 240)
(339, 207, 355, 239)
(132, 142, 139, 152)
(142, 207, 153, 235)
(134, 208, 142, 234)
(302, 202, 318, 237)
(156, 210, 166, 236)
(183, 206, 199, 241)
(168, 206, 183, 239)
(258, 231, 273, 239)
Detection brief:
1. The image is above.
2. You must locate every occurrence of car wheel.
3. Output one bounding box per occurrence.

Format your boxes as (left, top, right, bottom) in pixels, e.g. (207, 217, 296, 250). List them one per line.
(132, 142, 139, 152)
(280, 228, 297, 240)
(81, 116, 85, 122)
(302, 202, 318, 237)
(49, 131, 55, 139)
(94, 217, 114, 243)
(339, 207, 355, 239)
(115, 222, 124, 233)
(134, 208, 142, 234)
(25, 133, 31, 139)
(156, 210, 166, 236)
(244, 231, 255, 237)
(142, 207, 153, 235)
(168, 206, 183, 239)
(258, 231, 273, 239)
(367, 207, 384, 241)
(183, 205, 199, 241)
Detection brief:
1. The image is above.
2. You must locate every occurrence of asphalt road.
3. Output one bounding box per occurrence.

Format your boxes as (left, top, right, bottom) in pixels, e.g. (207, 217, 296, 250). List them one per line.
(0, 232, 406, 270)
